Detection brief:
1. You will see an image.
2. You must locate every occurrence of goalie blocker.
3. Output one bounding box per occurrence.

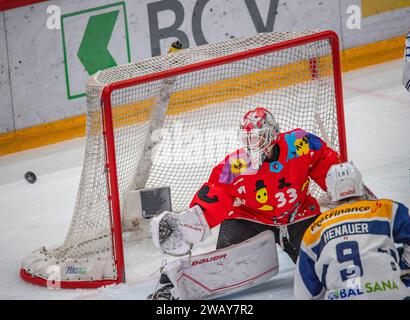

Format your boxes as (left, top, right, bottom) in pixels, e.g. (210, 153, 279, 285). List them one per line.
(122, 186, 172, 229)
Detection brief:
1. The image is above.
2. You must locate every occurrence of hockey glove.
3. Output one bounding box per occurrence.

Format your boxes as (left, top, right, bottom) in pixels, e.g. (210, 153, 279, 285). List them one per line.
(150, 205, 211, 256)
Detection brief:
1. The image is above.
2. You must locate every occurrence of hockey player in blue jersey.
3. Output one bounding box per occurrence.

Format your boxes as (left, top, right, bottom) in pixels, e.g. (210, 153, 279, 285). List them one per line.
(294, 162, 410, 300)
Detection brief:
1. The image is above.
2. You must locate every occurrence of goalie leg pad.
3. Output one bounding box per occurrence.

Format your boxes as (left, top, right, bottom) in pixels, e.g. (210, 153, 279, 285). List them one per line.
(164, 230, 279, 300)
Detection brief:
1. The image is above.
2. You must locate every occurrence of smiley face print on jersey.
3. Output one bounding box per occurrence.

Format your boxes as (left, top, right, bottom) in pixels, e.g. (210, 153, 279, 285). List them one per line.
(295, 136, 310, 156)
(254, 180, 274, 211)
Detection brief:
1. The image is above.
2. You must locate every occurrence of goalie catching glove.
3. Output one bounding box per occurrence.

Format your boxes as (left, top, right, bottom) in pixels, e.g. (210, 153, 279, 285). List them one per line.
(150, 205, 211, 256)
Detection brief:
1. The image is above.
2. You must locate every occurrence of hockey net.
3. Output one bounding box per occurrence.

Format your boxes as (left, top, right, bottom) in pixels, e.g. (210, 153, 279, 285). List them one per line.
(20, 30, 346, 288)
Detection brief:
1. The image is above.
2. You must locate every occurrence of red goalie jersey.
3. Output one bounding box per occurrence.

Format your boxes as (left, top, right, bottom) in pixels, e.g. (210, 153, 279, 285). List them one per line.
(190, 128, 341, 228)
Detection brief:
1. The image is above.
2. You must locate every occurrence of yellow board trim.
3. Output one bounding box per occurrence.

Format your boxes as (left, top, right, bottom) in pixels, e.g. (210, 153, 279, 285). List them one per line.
(340, 35, 406, 72)
(362, 0, 410, 17)
(0, 34, 406, 156)
(0, 115, 86, 156)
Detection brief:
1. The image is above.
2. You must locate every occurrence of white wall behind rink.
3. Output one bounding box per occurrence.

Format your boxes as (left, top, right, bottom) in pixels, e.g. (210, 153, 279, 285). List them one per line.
(0, 0, 409, 134)
(0, 12, 13, 133)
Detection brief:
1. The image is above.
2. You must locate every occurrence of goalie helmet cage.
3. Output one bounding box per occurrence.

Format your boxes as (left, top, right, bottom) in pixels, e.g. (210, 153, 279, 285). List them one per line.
(20, 30, 347, 289)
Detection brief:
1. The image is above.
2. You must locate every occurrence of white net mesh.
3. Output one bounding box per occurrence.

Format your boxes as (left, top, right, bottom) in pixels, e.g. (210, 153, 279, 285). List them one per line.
(21, 30, 344, 285)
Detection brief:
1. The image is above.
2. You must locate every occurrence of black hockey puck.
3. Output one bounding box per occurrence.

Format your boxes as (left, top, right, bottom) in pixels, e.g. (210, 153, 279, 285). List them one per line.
(25, 171, 37, 184)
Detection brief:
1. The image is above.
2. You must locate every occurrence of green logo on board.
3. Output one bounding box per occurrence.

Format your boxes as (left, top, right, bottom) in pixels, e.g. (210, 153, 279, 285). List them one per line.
(61, 2, 131, 100)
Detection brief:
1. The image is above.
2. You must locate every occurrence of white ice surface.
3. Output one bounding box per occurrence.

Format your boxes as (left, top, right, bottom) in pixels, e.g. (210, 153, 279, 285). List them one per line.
(0, 59, 409, 299)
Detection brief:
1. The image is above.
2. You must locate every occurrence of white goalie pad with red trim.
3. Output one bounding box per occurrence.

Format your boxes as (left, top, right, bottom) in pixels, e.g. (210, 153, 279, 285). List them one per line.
(164, 230, 279, 300)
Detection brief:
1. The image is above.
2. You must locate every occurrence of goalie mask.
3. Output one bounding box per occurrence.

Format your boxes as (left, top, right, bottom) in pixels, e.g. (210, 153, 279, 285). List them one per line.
(239, 107, 280, 169)
(326, 161, 365, 202)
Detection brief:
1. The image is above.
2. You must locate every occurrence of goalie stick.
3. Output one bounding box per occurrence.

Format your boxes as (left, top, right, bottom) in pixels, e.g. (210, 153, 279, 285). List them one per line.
(122, 42, 183, 233)
(133, 41, 183, 191)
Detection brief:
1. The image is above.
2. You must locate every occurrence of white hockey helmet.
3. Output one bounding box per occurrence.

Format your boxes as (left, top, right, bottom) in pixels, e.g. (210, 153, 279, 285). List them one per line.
(239, 107, 280, 168)
(326, 161, 365, 202)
